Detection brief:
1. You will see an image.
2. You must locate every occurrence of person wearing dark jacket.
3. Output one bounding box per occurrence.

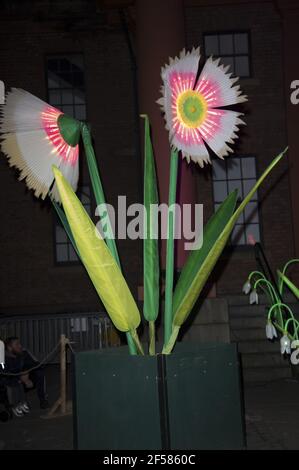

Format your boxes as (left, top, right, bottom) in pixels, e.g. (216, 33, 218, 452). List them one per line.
(5, 337, 49, 416)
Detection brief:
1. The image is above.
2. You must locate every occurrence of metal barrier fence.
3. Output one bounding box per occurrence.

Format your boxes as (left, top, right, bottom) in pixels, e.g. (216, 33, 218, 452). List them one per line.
(0, 312, 121, 362)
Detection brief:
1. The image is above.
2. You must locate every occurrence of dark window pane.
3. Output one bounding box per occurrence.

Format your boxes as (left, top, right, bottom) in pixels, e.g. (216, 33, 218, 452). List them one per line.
(205, 35, 219, 56)
(49, 90, 61, 105)
(231, 225, 246, 245)
(61, 89, 74, 104)
(212, 159, 226, 180)
(234, 33, 249, 54)
(56, 244, 68, 262)
(56, 225, 67, 243)
(235, 56, 250, 77)
(59, 72, 73, 87)
(245, 224, 260, 243)
(74, 90, 85, 104)
(69, 245, 78, 261)
(219, 34, 233, 55)
(214, 181, 228, 201)
(227, 158, 241, 179)
(72, 72, 85, 88)
(243, 179, 257, 199)
(244, 202, 259, 224)
(241, 157, 256, 178)
(220, 56, 235, 72)
(61, 105, 74, 116)
(74, 105, 86, 120)
(228, 179, 243, 198)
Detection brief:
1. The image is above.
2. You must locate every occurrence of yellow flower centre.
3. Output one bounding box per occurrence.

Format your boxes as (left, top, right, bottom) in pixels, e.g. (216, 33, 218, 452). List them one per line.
(177, 90, 207, 128)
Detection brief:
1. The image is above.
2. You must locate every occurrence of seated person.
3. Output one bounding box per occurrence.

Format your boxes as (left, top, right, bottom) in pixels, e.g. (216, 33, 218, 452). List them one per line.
(5, 337, 49, 410)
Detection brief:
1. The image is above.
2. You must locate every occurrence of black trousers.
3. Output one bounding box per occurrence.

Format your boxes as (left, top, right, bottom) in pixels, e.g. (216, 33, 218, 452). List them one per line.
(27, 368, 47, 402)
(5, 382, 26, 407)
(5, 367, 47, 404)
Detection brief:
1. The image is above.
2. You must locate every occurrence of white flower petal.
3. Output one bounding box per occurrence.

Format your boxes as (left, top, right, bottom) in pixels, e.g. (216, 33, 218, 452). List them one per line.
(158, 48, 246, 165)
(280, 334, 291, 355)
(196, 56, 247, 107)
(242, 280, 251, 295)
(0, 88, 79, 202)
(249, 289, 258, 305)
(266, 323, 273, 340)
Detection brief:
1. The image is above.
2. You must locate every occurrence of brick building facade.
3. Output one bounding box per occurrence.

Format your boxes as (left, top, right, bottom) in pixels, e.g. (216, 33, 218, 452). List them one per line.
(0, 0, 297, 317)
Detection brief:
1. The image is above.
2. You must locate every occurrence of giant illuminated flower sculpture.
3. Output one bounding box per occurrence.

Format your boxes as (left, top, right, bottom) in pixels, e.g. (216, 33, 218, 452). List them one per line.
(0, 88, 80, 202)
(157, 48, 247, 166)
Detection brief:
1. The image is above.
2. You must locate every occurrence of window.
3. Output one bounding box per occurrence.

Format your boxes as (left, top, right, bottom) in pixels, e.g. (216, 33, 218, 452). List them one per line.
(46, 53, 86, 120)
(212, 156, 260, 246)
(46, 53, 88, 264)
(204, 32, 251, 78)
(54, 186, 92, 263)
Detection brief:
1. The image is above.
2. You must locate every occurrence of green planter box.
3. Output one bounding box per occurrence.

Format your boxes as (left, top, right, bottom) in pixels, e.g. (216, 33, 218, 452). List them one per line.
(73, 343, 245, 450)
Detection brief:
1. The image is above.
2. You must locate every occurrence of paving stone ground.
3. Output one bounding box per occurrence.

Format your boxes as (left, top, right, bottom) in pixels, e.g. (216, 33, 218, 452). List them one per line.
(1, 366, 299, 450)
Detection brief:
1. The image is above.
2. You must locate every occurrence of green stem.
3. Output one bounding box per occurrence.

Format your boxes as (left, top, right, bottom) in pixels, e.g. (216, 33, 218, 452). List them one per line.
(81, 123, 120, 265)
(149, 321, 155, 355)
(164, 150, 179, 347)
(254, 278, 282, 325)
(162, 325, 180, 355)
(126, 332, 138, 355)
(268, 302, 296, 333)
(130, 329, 144, 355)
(248, 271, 267, 283)
(81, 123, 136, 355)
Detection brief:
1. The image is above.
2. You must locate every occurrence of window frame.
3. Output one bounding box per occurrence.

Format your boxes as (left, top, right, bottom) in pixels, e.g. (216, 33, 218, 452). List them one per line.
(203, 30, 252, 78)
(45, 52, 91, 266)
(45, 52, 87, 121)
(212, 154, 262, 248)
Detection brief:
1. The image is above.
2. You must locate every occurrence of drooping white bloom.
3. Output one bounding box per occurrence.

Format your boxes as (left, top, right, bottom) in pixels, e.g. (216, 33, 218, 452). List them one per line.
(249, 289, 258, 305)
(265, 322, 277, 340)
(0, 88, 80, 202)
(280, 334, 291, 355)
(242, 279, 251, 295)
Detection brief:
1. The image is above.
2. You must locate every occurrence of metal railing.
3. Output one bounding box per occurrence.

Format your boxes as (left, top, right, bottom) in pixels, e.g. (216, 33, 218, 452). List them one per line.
(0, 311, 121, 362)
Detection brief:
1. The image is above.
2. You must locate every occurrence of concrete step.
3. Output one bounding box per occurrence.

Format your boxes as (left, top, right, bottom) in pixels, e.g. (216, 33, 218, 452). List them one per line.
(230, 315, 266, 329)
(237, 339, 280, 354)
(242, 365, 292, 383)
(229, 304, 268, 317)
(226, 294, 268, 307)
(231, 327, 267, 341)
(241, 352, 290, 369)
(226, 293, 299, 308)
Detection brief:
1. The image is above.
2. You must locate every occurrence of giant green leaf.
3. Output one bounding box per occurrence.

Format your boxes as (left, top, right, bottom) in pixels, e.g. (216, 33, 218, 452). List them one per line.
(163, 149, 287, 353)
(172, 189, 238, 317)
(53, 166, 141, 337)
(142, 115, 159, 323)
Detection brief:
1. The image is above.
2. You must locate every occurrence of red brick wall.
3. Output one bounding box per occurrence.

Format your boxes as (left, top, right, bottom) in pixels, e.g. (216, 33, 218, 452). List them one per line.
(0, 2, 142, 314)
(185, 1, 294, 295)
